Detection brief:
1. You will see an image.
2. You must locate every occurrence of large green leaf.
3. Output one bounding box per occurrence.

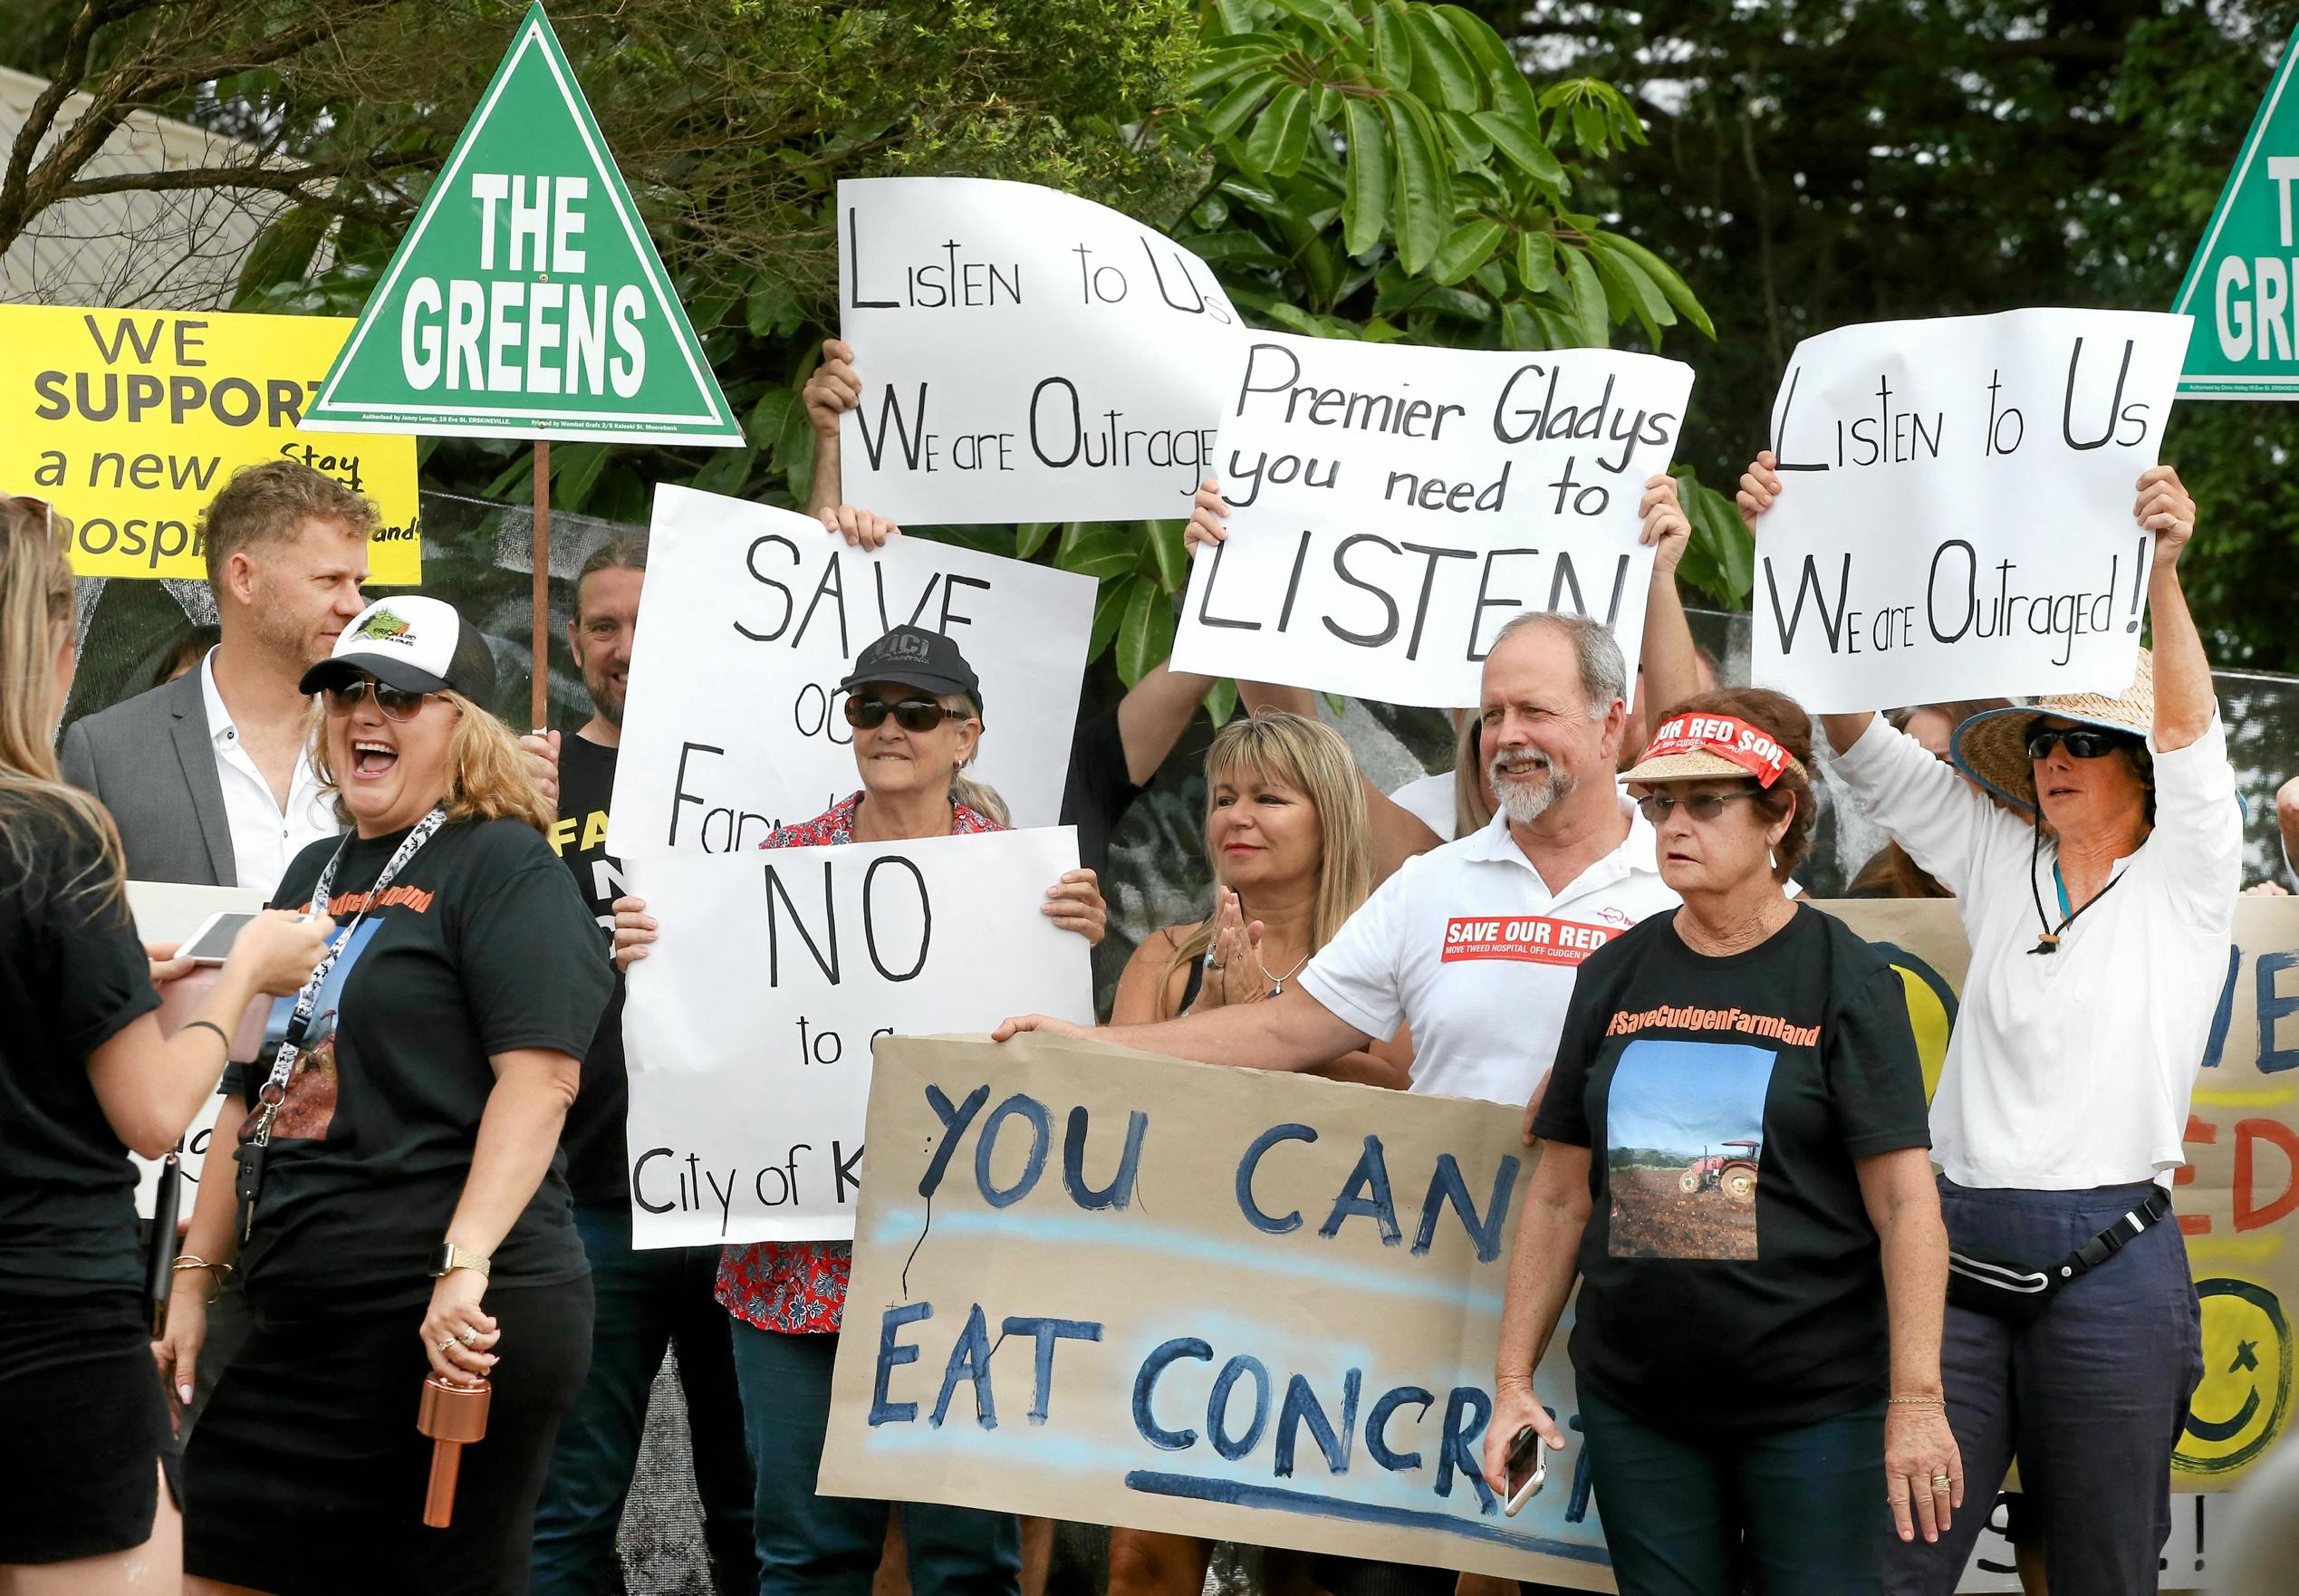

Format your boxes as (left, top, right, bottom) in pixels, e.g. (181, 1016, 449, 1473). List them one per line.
(1015, 522, 1057, 561)
(1515, 228, 1555, 293)
(1673, 470, 1754, 609)
(1056, 521, 1142, 583)
(1560, 243, 1610, 348)
(1204, 70, 1281, 140)
(550, 442, 613, 510)
(1115, 578, 1178, 687)
(1267, 0, 1364, 37)
(1203, 676, 1240, 727)
(1381, 96, 1451, 274)
(1371, 2, 1416, 88)
(1406, 5, 1478, 111)
(1473, 110, 1565, 187)
(1593, 230, 1717, 339)
(1086, 577, 1131, 662)
(1340, 97, 1391, 256)
(1141, 517, 1188, 589)
(1244, 84, 1315, 178)
(1432, 217, 1505, 285)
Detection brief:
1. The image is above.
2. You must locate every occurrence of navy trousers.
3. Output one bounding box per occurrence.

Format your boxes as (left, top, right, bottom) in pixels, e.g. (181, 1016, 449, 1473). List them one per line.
(1580, 1384, 1886, 1595)
(730, 1318, 1020, 1596)
(1882, 1178, 2202, 1596)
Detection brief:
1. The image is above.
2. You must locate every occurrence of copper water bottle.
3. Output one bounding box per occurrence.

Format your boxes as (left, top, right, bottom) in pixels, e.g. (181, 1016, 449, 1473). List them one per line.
(417, 1373, 491, 1528)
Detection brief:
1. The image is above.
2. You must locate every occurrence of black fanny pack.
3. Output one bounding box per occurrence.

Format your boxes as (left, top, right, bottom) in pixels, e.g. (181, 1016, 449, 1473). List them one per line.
(1945, 1186, 2172, 1327)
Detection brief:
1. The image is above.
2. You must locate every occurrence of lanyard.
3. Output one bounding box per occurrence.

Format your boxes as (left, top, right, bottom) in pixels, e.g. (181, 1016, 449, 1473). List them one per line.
(245, 806, 447, 1143)
(2027, 828, 2125, 956)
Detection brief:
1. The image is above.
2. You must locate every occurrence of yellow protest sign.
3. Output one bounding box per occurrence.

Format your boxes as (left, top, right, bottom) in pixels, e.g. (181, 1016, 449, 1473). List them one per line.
(0, 304, 421, 582)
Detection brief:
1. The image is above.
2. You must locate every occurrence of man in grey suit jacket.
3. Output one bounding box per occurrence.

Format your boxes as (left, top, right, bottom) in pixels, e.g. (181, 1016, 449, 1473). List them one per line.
(61, 460, 375, 893)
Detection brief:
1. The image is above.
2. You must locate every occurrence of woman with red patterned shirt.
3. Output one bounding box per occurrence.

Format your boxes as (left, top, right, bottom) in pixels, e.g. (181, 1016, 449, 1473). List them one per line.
(611, 623, 1105, 1596)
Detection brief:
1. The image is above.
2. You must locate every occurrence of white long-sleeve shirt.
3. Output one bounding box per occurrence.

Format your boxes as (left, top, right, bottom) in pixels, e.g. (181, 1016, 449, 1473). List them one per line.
(1831, 712, 2241, 1188)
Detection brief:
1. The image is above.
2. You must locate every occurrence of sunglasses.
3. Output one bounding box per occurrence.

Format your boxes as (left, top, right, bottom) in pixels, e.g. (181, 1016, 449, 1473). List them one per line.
(1637, 788, 1765, 824)
(842, 697, 964, 733)
(2025, 724, 2136, 762)
(323, 677, 435, 723)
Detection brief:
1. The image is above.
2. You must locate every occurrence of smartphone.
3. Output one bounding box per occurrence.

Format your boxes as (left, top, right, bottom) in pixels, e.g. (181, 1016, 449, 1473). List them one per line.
(1504, 1424, 1548, 1516)
(178, 910, 257, 966)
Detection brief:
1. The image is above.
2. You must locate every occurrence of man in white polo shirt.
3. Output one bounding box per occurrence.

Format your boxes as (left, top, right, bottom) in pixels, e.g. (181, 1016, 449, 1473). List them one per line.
(995, 607, 1688, 1117)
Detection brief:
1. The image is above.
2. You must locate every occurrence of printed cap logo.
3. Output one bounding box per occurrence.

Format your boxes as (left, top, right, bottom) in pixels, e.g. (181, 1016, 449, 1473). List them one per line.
(877, 631, 932, 663)
(354, 609, 416, 646)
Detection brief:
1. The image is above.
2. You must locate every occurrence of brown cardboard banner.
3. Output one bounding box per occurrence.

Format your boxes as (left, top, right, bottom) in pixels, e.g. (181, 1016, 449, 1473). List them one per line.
(817, 1031, 1611, 1588)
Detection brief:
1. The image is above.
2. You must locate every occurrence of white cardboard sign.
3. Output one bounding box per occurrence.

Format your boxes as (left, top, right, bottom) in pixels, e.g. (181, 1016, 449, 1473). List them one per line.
(1750, 308, 2191, 711)
(620, 828, 1095, 1245)
(608, 485, 1093, 854)
(837, 177, 1241, 523)
(1169, 334, 1694, 708)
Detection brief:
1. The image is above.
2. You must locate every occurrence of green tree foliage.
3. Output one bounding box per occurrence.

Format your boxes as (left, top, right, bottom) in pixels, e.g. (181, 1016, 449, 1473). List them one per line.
(1485, 0, 2299, 671)
(5, 0, 1736, 680)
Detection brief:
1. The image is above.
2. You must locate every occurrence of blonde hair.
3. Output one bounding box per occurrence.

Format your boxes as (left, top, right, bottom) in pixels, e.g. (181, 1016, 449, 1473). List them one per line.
(1452, 710, 1496, 837)
(942, 691, 1011, 827)
(0, 495, 126, 908)
(1159, 712, 1371, 1009)
(310, 688, 554, 834)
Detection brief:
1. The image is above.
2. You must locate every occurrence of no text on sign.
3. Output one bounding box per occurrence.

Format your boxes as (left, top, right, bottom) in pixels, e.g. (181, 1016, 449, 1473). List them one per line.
(303, 2, 738, 444)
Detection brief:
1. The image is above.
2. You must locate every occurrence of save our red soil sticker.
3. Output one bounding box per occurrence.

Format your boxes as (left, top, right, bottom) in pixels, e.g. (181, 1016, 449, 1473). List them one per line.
(1439, 915, 1615, 966)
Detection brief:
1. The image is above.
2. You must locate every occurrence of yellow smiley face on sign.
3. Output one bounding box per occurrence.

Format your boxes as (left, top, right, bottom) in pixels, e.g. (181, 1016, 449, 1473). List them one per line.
(2175, 1278, 2293, 1480)
(1866, 943, 1959, 1102)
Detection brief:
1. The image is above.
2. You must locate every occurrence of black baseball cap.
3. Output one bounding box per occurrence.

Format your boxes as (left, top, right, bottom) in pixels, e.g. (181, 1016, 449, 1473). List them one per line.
(838, 624, 982, 715)
(299, 594, 499, 703)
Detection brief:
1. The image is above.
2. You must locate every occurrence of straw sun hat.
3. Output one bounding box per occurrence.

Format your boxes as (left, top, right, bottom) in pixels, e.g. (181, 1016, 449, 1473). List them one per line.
(1950, 649, 2155, 817)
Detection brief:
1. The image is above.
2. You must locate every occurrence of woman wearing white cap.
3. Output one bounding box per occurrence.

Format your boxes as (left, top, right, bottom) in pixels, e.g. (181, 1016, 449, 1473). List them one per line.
(1485, 686, 1951, 1595)
(164, 594, 616, 1596)
(1737, 457, 2238, 1596)
(612, 621, 1106, 1596)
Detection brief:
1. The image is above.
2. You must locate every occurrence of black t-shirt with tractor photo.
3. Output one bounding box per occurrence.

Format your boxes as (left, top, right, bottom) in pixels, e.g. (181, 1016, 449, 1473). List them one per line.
(236, 815, 613, 1309)
(1531, 903, 1931, 1433)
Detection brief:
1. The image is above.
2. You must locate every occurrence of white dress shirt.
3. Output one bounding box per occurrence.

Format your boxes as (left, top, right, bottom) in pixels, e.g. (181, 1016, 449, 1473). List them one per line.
(199, 649, 341, 895)
(1831, 713, 2242, 1188)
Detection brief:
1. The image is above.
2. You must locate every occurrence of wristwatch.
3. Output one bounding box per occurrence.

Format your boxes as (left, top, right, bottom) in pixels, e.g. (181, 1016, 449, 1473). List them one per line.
(428, 1241, 491, 1279)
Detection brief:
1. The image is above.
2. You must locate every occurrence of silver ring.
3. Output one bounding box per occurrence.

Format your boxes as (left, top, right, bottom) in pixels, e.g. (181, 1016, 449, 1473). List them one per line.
(438, 1338, 457, 1353)
(457, 1326, 479, 1348)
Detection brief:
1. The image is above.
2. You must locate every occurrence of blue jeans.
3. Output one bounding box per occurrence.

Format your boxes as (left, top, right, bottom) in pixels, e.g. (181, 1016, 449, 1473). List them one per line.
(1580, 1384, 1886, 1595)
(729, 1317, 1020, 1596)
(1883, 1178, 2203, 1596)
(531, 1205, 756, 1596)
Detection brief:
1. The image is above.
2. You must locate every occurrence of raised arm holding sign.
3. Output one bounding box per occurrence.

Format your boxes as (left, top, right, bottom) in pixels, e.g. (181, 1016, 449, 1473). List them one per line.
(1744, 308, 2188, 713)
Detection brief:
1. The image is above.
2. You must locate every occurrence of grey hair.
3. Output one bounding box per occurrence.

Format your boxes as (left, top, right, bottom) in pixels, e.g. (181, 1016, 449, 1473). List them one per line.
(1490, 611, 1627, 718)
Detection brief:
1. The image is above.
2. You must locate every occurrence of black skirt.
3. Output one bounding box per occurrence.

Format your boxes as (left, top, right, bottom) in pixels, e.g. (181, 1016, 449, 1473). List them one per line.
(182, 1275, 592, 1596)
(0, 1285, 170, 1564)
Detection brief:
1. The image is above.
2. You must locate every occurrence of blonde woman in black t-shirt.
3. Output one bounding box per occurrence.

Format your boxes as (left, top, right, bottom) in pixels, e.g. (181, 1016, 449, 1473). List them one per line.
(159, 593, 614, 1596)
(0, 495, 332, 1590)
(1488, 687, 1957, 1596)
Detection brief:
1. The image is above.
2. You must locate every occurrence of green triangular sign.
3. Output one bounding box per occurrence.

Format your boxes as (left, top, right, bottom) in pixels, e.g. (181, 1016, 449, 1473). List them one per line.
(305, 2, 740, 444)
(2171, 27, 2299, 400)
